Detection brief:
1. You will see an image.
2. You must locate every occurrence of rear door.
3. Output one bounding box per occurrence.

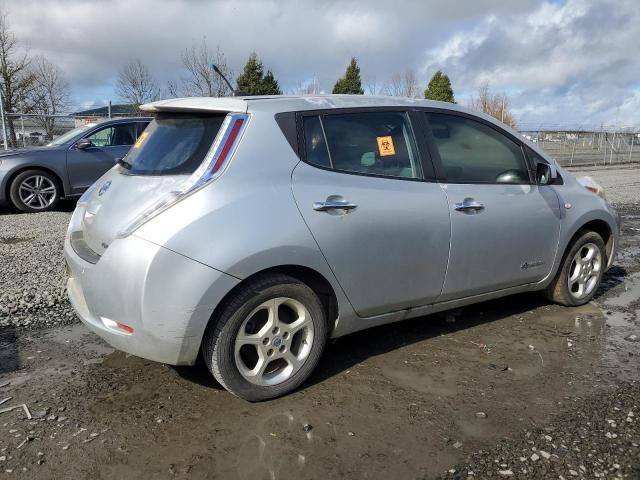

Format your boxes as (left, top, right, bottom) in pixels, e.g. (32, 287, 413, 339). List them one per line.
(67, 122, 141, 193)
(422, 111, 561, 301)
(291, 110, 451, 318)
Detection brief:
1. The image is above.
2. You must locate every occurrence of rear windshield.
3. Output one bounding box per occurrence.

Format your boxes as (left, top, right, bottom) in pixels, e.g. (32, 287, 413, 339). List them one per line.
(123, 113, 226, 175)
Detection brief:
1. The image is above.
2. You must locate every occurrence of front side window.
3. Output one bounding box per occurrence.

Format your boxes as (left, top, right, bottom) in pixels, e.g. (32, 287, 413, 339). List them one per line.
(304, 111, 421, 179)
(84, 123, 138, 147)
(426, 113, 530, 184)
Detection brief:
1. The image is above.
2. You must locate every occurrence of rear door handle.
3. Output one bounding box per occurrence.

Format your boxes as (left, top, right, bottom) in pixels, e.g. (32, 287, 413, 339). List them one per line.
(454, 198, 485, 212)
(313, 201, 358, 212)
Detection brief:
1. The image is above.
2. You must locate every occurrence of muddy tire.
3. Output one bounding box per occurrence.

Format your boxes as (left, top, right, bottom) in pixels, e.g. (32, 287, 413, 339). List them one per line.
(544, 231, 606, 306)
(9, 169, 61, 213)
(202, 273, 327, 401)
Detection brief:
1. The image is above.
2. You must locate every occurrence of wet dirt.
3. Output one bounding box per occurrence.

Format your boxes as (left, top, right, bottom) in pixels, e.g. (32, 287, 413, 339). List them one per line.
(0, 205, 638, 479)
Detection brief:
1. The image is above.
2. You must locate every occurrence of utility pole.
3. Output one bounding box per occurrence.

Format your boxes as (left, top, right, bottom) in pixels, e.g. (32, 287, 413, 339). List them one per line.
(0, 86, 7, 151)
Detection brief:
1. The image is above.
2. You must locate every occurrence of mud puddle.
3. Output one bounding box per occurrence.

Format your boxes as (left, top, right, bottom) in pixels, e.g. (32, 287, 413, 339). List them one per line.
(1, 292, 637, 479)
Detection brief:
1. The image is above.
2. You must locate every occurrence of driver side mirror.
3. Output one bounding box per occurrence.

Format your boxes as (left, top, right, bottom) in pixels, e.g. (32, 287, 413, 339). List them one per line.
(536, 162, 556, 185)
(76, 139, 93, 150)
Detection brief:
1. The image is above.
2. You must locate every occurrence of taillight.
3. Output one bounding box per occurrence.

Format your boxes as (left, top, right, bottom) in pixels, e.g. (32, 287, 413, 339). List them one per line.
(117, 113, 249, 238)
(211, 118, 245, 174)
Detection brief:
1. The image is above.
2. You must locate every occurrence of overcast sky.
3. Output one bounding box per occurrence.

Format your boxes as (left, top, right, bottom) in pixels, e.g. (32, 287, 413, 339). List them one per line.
(6, 0, 639, 128)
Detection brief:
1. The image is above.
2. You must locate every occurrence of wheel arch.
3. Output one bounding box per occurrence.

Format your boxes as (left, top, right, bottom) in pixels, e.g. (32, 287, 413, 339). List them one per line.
(203, 265, 339, 346)
(5, 165, 66, 202)
(569, 218, 614, 265)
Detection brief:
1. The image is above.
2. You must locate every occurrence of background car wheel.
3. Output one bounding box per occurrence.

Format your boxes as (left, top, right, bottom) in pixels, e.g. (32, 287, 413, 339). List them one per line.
(202, 273, 328, 401)
(544, 230, 606, 306)
(9, 169, 61, 213)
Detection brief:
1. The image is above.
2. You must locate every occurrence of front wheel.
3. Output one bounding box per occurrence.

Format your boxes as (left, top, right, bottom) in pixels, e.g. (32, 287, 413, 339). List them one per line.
(9, 169, 61, 212)
(202, 273, 327, 401)
(544, 231, 606, 306)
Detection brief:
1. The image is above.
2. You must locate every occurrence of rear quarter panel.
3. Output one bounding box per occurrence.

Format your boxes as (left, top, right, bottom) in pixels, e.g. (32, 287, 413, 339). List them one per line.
(134, 110, 357, 335)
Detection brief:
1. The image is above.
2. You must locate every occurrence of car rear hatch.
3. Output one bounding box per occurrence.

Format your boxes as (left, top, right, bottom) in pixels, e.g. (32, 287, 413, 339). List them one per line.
(70, 102, 249, 260)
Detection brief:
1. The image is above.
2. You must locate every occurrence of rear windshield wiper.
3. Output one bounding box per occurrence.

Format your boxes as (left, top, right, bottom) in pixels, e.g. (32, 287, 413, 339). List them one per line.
(116, 158, 132, 169)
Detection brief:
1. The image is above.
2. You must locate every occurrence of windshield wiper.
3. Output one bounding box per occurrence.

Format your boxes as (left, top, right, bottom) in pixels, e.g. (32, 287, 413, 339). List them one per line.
(116, 158, 132, 169)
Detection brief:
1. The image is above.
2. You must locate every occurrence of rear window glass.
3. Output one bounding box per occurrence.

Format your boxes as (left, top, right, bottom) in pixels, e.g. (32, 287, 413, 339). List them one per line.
(123, 113, 226, 175)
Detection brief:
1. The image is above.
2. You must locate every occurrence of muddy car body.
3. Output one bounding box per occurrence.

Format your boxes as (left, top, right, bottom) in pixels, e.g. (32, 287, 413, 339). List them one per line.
(64, 95, 619, 400)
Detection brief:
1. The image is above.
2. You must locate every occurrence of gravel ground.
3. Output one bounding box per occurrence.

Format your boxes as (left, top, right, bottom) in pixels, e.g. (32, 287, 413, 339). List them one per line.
(0, 206, 74, 329)
(0, 167, 638, 479)
(439, 382, 640, 480)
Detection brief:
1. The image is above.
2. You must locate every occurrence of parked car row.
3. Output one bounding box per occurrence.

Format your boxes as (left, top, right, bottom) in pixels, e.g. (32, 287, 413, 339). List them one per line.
(63, 95, 619, 401)
(0, 117, 151, 212)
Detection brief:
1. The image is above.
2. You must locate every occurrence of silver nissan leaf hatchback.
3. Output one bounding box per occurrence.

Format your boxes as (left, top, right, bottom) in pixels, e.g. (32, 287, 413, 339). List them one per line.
(64, 96, 620, 401)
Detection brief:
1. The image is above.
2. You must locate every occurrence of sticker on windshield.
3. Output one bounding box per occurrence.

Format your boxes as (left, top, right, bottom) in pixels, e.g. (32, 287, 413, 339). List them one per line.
(133, 131, 149, 149)
(376, 136, 395, 156)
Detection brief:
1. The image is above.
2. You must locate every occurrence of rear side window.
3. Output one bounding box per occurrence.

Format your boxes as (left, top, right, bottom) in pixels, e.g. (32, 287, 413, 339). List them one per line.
(426, 113, 529, 184)
(303, 116, 331, 168)
(124, 114, 226, 175)
(302, 111, 421, 179)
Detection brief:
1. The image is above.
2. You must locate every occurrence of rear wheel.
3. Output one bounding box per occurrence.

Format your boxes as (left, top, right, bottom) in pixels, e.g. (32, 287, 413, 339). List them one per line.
(9, 169, 60, 212)
(202, 273, 327, 401)
(544, 231, 606, 306)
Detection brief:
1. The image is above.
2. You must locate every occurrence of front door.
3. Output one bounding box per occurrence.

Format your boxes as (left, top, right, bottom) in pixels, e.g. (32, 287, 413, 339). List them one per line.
(291, 111, 451, 317)
(67, 122, 138, 193)
(423, 112, 561, 301)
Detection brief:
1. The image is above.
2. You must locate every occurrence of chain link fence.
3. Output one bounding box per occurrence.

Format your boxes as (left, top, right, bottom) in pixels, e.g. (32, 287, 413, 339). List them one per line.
(519, 128, 640, 167)
(0, 112, 139, 149)
(1, 112, 639, 169)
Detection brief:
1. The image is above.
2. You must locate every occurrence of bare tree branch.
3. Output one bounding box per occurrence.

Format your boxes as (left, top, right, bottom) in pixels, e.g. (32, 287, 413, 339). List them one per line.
(29, 55, 70, 140)
(290, 77, 321, 95)
(383, 70, 419, 98)
(116, 58, 161, 108)
(0, 9, 35, 147)
(469, 82, 517, 128)
(178, 39, 232, 97)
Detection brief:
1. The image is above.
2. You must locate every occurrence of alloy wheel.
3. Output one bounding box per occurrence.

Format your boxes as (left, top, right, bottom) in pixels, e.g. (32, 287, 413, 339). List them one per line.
(234, 297, 315, 387)
(567, 242, 602, 299)
(18, 175, 57, 210)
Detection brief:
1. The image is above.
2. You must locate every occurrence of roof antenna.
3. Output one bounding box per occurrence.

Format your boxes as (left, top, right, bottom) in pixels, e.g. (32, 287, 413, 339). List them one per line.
(211, 64, 237, 96)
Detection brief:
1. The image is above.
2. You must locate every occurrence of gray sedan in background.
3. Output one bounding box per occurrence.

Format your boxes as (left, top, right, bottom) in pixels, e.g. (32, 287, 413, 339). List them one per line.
(0, 117, 150, 212)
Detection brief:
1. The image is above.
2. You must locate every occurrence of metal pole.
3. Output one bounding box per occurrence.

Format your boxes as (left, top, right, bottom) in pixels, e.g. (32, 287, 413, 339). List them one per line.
(21, 115, 25, 148)
(0, 87, 7, 151)
(629, 134, 634, 163)
(108, 100, 111, 119)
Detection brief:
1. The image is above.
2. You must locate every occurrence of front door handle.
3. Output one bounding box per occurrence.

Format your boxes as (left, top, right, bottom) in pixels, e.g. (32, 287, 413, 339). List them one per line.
(454, 198, 485, 213)
(313, 201, 358, 212)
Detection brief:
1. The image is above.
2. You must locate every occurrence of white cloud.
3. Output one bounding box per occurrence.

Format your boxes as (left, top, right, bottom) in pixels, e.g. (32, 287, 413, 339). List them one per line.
(2, 0, 638, 126)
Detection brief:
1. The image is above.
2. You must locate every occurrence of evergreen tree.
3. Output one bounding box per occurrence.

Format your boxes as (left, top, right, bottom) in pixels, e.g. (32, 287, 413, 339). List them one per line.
(332, 58, 364, 94)
(236, 53, 282, 95)
(236, 53, 264, 95)
(261, 69, 282, 95)
(424, 70, 455, 103)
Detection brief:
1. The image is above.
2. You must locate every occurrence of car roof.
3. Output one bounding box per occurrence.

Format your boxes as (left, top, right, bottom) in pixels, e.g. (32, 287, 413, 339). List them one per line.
(140, 95, 474, 115)
(92, 117, 153, 124)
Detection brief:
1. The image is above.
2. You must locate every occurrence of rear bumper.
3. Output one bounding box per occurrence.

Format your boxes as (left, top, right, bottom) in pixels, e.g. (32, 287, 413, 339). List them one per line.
(64, 232, 239, 365)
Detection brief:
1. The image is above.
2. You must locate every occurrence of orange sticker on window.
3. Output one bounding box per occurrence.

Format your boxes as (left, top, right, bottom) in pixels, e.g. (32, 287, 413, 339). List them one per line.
(376, 136, 395, 156)
(133, 131, 149, 149)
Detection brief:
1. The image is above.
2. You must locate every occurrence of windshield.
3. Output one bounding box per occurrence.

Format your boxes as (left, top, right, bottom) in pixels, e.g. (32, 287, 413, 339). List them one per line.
(47, 123, 96, 146)
(123, 113, 226, 175)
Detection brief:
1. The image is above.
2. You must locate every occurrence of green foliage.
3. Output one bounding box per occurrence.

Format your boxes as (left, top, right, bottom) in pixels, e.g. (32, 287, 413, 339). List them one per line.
(236, 53, 282, 95)
(332, 58, 364, 95)
(261, 70, 281, 95)
(424, 70, 455, 103)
